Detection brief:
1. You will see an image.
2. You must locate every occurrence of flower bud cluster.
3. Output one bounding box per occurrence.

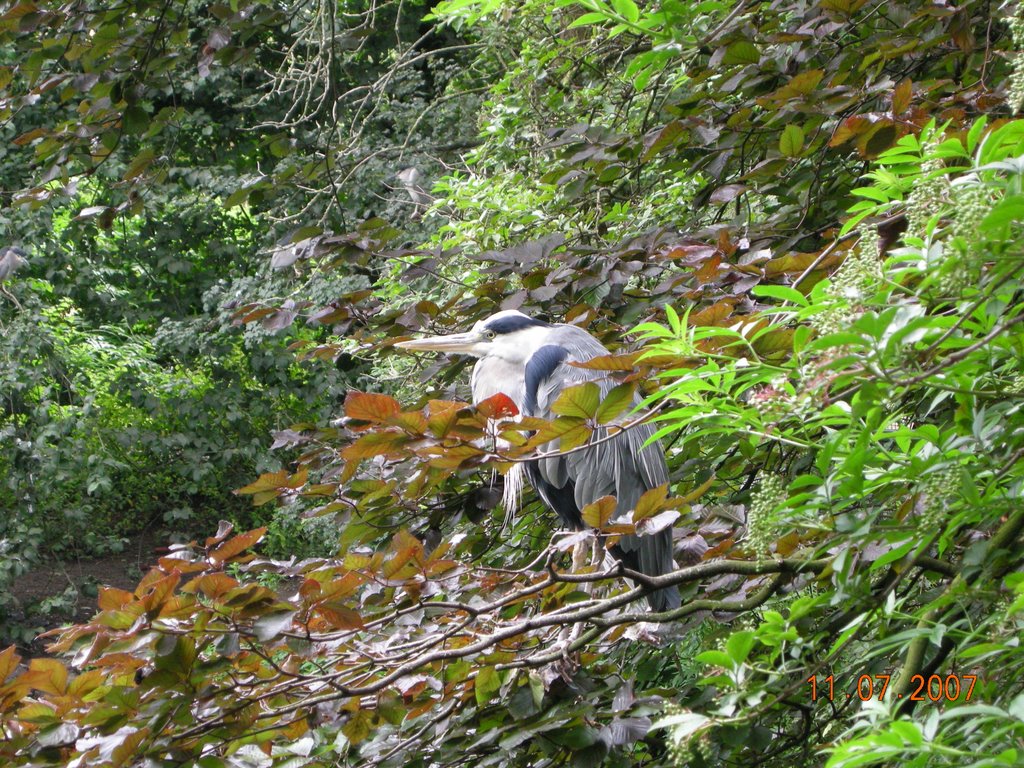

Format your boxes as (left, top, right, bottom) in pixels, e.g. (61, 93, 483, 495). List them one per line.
(662, 704, 713, 766)
(746, 474, 785, 558)
(950, 183, 992, 243)
(906, 155, 949, 239)
(916, 467, 959, 531)
(928, 181, 992, 297)
(1010, 16, 1024, 110)
(809, 232, 882, 336)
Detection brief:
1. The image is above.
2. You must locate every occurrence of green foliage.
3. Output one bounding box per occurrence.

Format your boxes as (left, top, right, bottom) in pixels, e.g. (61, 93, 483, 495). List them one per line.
(639, 121, 1024, 767)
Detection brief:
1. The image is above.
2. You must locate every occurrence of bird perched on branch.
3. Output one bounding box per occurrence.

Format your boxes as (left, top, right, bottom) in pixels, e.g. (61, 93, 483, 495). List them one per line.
(395, 167, 434, 220)
(396, 310, 680, 611)
(0, 246, 28, 309)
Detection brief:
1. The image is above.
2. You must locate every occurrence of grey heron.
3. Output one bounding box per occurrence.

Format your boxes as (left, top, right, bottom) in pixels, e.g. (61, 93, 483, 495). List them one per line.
(396, 310, 681, 611)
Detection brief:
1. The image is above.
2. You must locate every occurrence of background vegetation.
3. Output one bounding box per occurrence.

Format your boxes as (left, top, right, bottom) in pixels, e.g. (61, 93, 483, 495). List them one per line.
(1, 0, 1023, 766)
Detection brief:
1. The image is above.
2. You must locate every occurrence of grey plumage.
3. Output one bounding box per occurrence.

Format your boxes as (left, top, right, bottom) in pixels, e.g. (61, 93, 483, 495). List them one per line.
(0, 247, 27, 282)
(396, 309, 680, 611)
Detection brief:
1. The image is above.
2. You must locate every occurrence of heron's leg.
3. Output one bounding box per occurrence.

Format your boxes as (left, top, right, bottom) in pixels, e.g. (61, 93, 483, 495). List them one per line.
(556, 536, 593, 657)
(571, 538, 589, 576)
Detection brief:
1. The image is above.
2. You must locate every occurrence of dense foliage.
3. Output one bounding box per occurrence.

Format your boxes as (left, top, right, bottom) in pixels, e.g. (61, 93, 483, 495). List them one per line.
(2, 0, 1024, 766)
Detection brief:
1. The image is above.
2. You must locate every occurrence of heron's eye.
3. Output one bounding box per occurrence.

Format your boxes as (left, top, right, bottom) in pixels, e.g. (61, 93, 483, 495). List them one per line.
(483, 330, 496, 340)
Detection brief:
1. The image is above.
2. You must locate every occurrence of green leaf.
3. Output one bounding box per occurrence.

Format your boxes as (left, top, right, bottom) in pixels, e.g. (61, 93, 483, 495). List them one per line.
(725, 631, 755, 664)
(610, 0, 639, 22)
(779, 124, 805, 157)
(122, 147, 155, 180)
(752, 284, 808, 306)
(475, 666, 502, 706)
(722, 40, 759, 66)
(122, 105, 150, 136)
(967, 115, 988, 154)
(694, 650, 734, 668)
(581, 495, 617, 528)
(651, 711, 709, 738)
(981, 195, 1024, 232)
(342, 709, 373, 744)
(551, 382, 601, 419)
(568, 11, 611, 27)
(595, 382, 635, 424)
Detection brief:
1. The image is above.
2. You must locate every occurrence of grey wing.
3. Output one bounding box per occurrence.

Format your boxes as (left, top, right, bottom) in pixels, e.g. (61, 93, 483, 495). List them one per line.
(529, 326, 680, 611)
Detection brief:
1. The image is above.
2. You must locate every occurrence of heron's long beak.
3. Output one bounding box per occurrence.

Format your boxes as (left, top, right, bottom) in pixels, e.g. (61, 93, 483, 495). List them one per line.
(394, 331, 481, 354)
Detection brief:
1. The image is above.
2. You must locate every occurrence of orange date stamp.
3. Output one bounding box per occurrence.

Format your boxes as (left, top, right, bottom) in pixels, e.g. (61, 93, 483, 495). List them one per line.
(807, 674, 977, 702)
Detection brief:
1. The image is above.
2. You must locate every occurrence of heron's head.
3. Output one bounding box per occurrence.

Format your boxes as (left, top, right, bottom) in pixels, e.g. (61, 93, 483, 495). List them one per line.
(394, 310, 551, 360)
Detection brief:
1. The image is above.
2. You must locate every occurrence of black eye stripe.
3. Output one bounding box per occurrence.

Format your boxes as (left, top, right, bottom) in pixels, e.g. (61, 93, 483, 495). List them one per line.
(483, 315, 550, 335)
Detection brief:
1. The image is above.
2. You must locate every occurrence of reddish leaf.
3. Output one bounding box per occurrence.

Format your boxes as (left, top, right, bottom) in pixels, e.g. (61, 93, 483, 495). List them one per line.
(342, 430, 410, 460)
(0, 646, 21, 683)
(209, 528, 267, 564)
(690, 300, 736, 327)
(427, 399, 469, 437)
(183, 572, 240, 598)
(139, 572, 182, 615)
(570, 352, 641, 371)
(477, 392, 519, 419)
(386, 410, 429, 433)
(695, 253, 722, 284)
(829, 115, 873, 148)
(97, 587, 135, 611)
(702, 536, 736, 559)
(678, 475, 715, 504)
(316, 602, 365, 630)
(642, 120, 686, 160)
(345, 391, 402, 422)
(236, 471, 288, 495)
(21, 658, 67, 695)
(892, 77, 912, 115)
(253, 610, 297, 642)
